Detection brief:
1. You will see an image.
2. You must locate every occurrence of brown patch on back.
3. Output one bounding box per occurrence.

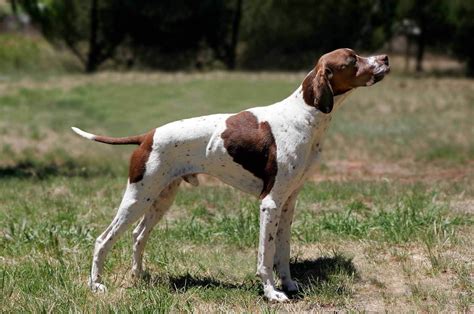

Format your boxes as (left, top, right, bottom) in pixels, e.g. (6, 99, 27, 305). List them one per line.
(129, 129, 155, 183)
(221, 111, 277, 198)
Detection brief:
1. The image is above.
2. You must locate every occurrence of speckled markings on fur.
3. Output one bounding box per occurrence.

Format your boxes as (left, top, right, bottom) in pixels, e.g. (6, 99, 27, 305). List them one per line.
(72, 48, 390, 302)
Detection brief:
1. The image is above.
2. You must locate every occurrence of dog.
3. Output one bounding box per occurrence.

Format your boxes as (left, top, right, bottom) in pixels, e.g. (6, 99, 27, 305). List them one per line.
(72, 48, 390, 302)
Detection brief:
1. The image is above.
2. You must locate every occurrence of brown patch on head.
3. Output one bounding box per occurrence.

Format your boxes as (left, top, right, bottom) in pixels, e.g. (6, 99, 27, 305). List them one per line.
(303, 48, 390, 109)
(129, 129, 155, 183)
(221, 111, 277, 198)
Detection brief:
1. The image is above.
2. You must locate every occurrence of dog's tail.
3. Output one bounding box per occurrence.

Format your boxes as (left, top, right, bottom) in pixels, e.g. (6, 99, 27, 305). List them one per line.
(71, 127, 145, 145)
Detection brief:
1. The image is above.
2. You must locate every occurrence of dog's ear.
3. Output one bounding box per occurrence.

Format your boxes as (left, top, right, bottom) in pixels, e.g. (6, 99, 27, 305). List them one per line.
(302, 62, 334, 114)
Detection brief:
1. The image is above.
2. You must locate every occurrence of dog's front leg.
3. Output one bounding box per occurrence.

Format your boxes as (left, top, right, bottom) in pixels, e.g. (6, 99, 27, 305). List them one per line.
(256, 195, 289, 302)
(274, 188, 301, 293)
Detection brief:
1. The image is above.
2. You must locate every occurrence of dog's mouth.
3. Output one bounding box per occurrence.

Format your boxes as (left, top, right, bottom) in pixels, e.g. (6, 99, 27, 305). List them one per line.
(371, 65, 390, 84)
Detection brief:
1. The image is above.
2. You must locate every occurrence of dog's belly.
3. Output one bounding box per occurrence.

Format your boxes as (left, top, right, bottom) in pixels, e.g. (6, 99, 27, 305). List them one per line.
(205, 166, 263, 196)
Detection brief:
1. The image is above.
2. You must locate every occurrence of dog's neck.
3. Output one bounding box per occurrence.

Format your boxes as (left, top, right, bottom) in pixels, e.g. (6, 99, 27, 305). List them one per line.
(280, 85, 353, 146)
(286, 85, 352, 126)
(290, 85, 352, 113)
(332, 90, 353, 111)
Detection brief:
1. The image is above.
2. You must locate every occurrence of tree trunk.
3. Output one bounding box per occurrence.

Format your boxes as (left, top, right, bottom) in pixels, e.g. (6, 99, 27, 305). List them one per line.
(86, 0, 100, 73)
(10, 0, 18, 16)
(405, 36, 411, 72)
(415, 14, 426, 73)
(415, 31, 425, 72)
(227, 0, 243, 70)
(467, 59, 474, 77)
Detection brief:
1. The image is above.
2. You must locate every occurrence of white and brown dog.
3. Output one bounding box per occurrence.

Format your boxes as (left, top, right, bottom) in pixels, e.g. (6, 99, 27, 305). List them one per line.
(72, 48, 390, 302)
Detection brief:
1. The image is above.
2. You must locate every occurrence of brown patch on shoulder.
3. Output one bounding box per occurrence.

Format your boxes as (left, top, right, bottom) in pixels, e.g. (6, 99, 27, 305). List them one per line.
(221, 111, 277, 198)
(129, 129, 155, 183)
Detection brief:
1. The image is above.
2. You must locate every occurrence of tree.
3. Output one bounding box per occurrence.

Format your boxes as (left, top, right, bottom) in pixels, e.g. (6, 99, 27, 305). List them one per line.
(123, 0, 243, 70)
(18, 0, 128, 72)
(204, 0, 243, 69)
(450, 0, 474, 76)
(9, 0, 18, 16)
(228, 0, 243, 69)
(396, 0, 452, 72)
(240, 0, 383, 70)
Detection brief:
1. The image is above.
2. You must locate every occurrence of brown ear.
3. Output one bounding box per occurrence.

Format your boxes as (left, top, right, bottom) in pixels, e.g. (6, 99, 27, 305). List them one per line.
(302, 63, 334, 114)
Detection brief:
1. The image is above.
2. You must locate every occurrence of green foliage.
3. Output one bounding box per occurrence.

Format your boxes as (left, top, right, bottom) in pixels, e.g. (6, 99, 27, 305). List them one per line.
(0, 33, 74, 74)
(18, 0, 129, 71)
(395, 0, 474, 75)
(396, 0, 453, 45)
(240, 0, 387, 69)
(9, 0, 474, 73)
(17, 0, 242, 71)
(125, 0, 242, 70)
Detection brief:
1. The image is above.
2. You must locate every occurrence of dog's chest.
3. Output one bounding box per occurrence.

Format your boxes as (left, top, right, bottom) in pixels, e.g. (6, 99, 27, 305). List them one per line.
(294, 114, 332, 180)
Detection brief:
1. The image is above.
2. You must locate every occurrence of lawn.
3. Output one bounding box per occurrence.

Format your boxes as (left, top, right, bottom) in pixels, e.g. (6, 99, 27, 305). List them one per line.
(1, 71, 473, 312)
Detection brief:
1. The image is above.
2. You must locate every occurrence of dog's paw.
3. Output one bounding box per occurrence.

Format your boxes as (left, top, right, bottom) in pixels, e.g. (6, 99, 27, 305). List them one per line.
(131, 267, 143, 280)
(131, 268, 151, 283)
(90, 282, 108, 293)
(282, 279, 299, 293)
(264, 287, 289, 302)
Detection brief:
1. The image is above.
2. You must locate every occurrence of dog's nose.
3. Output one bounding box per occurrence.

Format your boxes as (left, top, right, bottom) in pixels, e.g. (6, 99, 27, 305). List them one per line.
(380, 55, 389, 66)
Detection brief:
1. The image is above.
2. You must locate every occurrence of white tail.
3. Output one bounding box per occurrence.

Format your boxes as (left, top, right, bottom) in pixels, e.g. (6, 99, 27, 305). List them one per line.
(71, 126, 145, 145)
(71, 127, 96, 140)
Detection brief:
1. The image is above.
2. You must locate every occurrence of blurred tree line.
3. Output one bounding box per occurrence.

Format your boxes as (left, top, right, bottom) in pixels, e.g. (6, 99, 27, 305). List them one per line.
(12, 0, 474, 75)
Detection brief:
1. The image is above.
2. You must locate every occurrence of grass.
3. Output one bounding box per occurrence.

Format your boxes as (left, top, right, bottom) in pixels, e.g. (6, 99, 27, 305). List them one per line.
(0, 69, 473, 311)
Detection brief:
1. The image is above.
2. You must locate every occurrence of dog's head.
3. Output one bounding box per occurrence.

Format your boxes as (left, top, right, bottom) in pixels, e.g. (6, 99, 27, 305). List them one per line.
(303, 48, 390, 113)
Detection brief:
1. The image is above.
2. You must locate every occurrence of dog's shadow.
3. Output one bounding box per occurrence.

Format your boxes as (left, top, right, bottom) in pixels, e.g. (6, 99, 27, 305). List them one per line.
(146, 254, 357, 299)
(290, 254, 357, 287)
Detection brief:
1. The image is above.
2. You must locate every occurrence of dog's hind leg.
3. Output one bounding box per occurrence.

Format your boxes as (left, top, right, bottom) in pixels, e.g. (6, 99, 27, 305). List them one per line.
(131, 178, 181, 279)
(89, 181, 163, 293)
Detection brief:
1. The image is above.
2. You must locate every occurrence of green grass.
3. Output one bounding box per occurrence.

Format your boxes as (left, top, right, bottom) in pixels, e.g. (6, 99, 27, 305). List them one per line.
(418, 143, 474, 164)
(1, 72, 473, 173)
(1, 176, 472, 311)
(1, 71, 473, 311)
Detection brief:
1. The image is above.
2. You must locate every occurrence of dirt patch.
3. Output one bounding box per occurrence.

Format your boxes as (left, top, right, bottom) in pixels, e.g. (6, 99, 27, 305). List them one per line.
(291, 240, 471, 311)
(314, 159, 473, 183)
(450, 200, 474, 214)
